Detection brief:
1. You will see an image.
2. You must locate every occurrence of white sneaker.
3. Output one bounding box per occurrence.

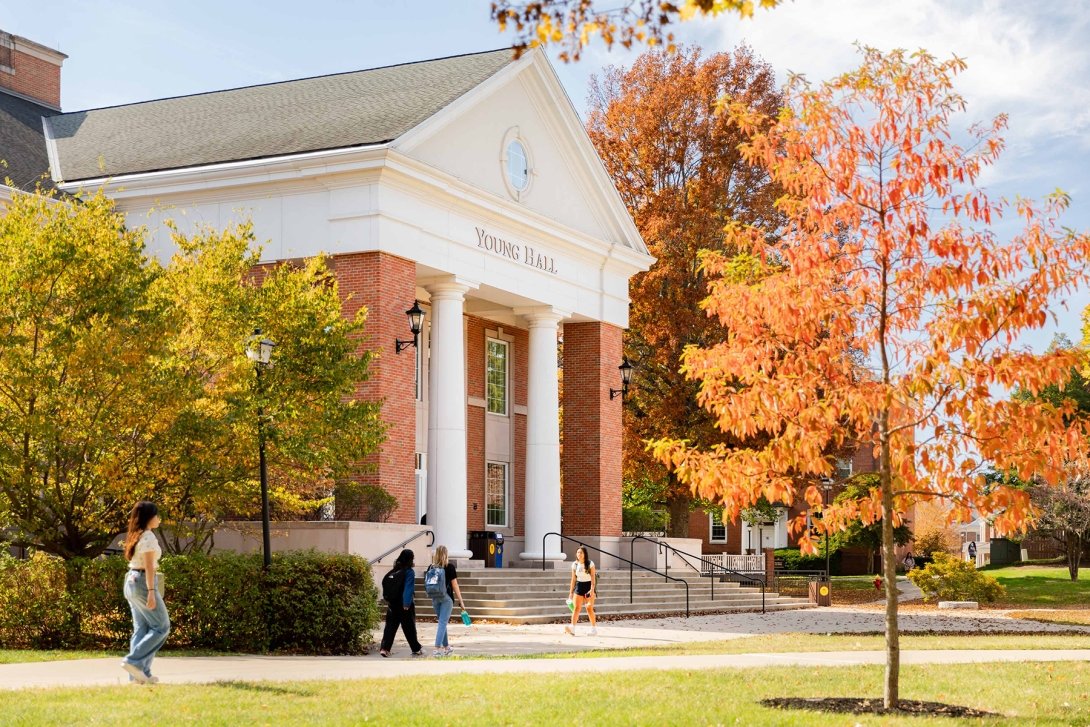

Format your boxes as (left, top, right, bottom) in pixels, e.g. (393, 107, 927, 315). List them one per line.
(145, 675, 160, 685)
(121, 663, 148, 684)
(564, 625, 575, 636)
(587, 628, 598, 636)
(443, 646, 454, 656)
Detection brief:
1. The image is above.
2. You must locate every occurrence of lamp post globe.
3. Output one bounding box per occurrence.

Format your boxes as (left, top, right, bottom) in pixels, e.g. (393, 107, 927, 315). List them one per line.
(247, 329, 276, 569)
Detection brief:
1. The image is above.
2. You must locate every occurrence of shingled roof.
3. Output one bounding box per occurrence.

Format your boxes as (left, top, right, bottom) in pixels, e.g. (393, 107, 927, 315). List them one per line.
(45, 48, 516, 183)
(0, 90, 55, 191)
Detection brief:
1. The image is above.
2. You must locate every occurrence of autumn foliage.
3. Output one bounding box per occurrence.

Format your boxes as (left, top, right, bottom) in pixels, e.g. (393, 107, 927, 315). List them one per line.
(586, 46, 782, 534)
(651, 47, 1090, 705)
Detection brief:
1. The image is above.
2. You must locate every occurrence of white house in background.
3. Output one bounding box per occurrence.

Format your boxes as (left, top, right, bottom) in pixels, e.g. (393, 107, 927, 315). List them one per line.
(41, 47, 655, 564)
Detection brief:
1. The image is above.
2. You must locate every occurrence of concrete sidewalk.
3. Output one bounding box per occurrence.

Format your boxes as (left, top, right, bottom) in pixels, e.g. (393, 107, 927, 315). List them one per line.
(3, 649, 1090, 690)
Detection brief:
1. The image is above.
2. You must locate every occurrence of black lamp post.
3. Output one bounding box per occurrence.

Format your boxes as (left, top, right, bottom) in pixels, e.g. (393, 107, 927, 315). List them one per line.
(609, 356, 634, 400)
(246, 329, 276, 569)
(822, 480, 833, 578)
(395, 301, 425, 353)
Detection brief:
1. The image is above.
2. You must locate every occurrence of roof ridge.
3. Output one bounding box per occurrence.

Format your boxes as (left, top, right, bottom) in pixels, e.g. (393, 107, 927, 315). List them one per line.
(53, 47, 514, 117)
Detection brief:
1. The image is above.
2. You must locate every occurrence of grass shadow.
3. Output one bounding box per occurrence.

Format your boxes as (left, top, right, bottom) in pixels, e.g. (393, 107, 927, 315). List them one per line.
(211, 680, 315, 697)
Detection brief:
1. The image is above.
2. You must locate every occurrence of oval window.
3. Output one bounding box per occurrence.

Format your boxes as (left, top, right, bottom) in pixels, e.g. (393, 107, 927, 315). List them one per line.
(506, 139, 530, 192)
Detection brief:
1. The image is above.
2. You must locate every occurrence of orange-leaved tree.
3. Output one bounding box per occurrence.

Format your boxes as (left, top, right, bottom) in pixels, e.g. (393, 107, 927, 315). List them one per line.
(652, 47, 1090, 707)
(586, 46, 783, 536)
(491, 0, 783, 61)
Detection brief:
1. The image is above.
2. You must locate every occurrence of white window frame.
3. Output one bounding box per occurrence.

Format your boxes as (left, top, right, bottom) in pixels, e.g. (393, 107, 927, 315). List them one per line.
(485, 337, 509, 416)
(709, 511, 727, 543)
(835, 457, 853, 481)
(500, 126, 534, 201)
(485, 461, 509, 528)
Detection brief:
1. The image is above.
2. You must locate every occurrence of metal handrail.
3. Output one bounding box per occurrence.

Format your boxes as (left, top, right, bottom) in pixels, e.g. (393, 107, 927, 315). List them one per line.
(368, 529, 434, 565)
(630, 535, 766, 614)
(542, 532, 690, 618)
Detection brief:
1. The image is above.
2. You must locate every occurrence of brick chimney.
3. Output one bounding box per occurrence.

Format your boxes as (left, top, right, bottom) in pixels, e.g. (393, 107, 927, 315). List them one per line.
(0, 31, 66, 110)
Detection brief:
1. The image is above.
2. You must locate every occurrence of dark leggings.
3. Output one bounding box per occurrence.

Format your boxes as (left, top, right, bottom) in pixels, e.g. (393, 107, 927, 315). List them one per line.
(380, 604, 421, 653)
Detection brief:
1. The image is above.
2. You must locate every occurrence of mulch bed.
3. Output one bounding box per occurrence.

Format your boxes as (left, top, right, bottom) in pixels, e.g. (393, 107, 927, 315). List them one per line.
(762, 697, 996, 718)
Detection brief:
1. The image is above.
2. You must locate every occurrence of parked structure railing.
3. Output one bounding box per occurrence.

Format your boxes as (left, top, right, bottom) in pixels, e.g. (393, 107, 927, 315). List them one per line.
(368, 529, 434, 565)
(541, 532, 690, 618)
(629, 536, 766, 614)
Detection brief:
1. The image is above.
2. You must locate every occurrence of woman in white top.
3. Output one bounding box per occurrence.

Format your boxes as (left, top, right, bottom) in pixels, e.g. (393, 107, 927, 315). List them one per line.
(565, 546, 598, 636)
(120, 501, 170, 685)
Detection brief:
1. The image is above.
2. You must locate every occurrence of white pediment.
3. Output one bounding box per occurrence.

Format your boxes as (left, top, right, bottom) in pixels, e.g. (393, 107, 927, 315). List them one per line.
(393, 50, 647, 256)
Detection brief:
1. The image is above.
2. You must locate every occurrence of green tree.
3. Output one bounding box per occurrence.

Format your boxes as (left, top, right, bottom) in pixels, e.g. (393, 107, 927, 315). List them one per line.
(834, 474, 912, 574)
(0, 190, 385, 559)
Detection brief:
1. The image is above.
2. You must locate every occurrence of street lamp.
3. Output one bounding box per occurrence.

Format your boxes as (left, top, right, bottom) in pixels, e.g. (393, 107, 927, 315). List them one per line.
(395, 301, 425, 353)
(609, 356, 634, 400)
(821, 479, 833, 578)
(246, 329, 276, 569)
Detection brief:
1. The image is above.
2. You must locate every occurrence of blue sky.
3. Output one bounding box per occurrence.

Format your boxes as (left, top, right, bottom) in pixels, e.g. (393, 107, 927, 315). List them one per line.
(6, 0, 1088, 350)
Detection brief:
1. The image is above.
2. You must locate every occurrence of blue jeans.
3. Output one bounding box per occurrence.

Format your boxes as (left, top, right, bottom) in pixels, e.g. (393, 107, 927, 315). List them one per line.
(122, 570, 170, 676)
(431, 594, 454, 648)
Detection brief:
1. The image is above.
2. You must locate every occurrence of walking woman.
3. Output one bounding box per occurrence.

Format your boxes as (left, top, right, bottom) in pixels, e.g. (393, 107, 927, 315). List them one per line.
(379, 549, 423, 657)
(565, 546, 598, 636)
(121, 501, 170, 684)
(425, 545, 467, 657)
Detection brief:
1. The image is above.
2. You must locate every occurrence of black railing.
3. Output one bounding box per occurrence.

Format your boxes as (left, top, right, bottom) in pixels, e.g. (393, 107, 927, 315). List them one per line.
(541, 532, 690, 618)
(368, 529, 434, 565)
(771, 569, 828, 599)
(630, 535, 767, 614)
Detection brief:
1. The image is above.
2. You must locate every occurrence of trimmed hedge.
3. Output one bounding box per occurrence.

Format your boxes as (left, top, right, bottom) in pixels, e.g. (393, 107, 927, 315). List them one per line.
(774, 547, 841, 573)
(0, 550, 379, 654)
(907, 552, 1006, 603)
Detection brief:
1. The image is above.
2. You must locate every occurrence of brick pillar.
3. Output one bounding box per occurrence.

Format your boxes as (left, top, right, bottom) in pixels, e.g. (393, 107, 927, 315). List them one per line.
(561, 321, 623, 537)
(333, 252, 417, 523)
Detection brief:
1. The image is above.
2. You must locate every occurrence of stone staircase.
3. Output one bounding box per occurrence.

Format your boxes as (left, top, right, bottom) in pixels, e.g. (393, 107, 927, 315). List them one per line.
(412, 568, 815, 624)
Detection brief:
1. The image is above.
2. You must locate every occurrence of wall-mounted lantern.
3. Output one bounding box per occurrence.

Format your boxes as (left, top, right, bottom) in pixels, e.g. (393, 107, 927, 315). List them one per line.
(395, 301, 425, 354)
(609, 356, 634, 400)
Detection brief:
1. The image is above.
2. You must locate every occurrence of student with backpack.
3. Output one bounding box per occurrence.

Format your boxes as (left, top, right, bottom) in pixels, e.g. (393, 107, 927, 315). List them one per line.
(379, 549, 423, 658)
(424, 545, 467, 657)
(565, 546, 598, 636)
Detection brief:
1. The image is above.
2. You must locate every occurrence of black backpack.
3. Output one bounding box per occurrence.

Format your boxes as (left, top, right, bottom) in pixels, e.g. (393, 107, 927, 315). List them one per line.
(382, 568, 407, 605)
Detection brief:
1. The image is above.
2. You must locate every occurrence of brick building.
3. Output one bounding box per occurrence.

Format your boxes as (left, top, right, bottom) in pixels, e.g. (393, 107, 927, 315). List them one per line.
(0, 31, 64, 199)
(35, 46, 654, 563)
(691, 445, 880, 555)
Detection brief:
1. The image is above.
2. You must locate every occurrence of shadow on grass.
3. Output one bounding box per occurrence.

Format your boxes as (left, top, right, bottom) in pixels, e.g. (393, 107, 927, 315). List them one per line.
(211, 681, 316, 697)
(762, 697, 996, 718)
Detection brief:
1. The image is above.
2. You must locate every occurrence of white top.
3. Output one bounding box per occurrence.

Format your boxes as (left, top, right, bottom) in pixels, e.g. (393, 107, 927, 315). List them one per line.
(128, 530, 162, 570)
(572, 560, 595, 583)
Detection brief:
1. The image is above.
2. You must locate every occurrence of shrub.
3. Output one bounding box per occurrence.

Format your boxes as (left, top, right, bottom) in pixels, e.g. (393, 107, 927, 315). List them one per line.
(0, 550, 379, 654)
(913, 527, 956, 564)
(907, 552, 1006, 603)
(336, 482, 397, 522)
(622, 505, 667, 534)
(774, 547, 841, 572)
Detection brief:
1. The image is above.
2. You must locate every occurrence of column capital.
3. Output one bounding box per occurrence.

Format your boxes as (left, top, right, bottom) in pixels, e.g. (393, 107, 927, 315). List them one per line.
(514, 306, 568, 327)
(421, 276, 479, 300)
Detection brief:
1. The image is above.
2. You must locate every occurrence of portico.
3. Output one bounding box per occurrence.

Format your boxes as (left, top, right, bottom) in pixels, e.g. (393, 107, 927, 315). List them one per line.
(44, 47, 654, 565)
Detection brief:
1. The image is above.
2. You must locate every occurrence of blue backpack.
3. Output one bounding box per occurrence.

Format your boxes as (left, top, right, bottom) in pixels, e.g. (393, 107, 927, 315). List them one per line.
(424, 564, 447, 599)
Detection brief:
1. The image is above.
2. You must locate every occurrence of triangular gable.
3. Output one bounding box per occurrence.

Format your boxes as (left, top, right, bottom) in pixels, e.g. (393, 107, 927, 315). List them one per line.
(393, 49, 647, 255)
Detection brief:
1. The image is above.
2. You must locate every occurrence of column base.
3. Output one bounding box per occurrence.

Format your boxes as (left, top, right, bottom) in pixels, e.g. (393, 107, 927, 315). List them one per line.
(446, 549, 473, 560)
(518, 550, 568, 562)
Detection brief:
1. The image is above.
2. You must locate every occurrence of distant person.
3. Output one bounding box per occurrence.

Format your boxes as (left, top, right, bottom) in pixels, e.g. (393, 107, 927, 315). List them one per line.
(565, 546, 598, 636)
(120, 501, 170, 685)
(967, 541, 978, 562)
(903, 553, 916, 571)
(424, 545, 467, 657)
(379, 549, 423, 658)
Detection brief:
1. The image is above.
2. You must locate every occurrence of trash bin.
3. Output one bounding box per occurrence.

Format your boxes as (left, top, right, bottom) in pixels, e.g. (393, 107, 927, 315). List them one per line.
(809, 578, 831, 606)
(468, 531, 504, 567)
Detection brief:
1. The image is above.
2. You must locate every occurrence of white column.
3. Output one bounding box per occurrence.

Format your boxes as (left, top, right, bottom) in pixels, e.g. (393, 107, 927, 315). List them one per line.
(519, 308, 566, 562)
(426, 280, 472, 559)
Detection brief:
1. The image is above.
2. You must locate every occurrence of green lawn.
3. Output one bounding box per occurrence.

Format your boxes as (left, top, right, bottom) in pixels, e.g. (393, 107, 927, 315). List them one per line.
(987, 566, 1090, 607)
(2, 662, 1088, 725)
(480, 632, 1090, 660)
(0, 648, 229, 664)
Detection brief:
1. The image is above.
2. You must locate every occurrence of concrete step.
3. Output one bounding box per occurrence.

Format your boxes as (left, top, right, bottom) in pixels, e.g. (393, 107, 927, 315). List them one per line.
(413, 599, 815, 624)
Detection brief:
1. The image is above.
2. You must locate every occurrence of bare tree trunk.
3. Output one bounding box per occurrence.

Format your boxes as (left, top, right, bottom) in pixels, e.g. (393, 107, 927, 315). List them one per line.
(1068, 532, 1082, 582)
(667, 496, 690, 538)
(880, 416, 899, 709)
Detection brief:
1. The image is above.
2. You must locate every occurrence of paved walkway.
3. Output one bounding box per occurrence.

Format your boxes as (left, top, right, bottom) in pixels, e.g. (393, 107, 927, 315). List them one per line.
(4, 649, 1090, 690)
(3, 603, 1089, 690)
